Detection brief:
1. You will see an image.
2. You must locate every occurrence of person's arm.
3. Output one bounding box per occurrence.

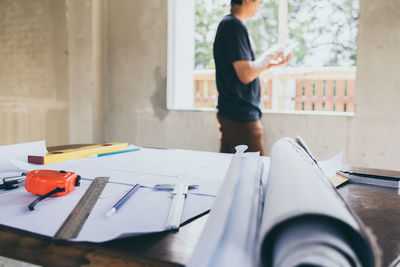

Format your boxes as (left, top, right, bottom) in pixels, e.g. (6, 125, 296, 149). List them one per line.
(233, 47, 290, 84)
(233, 60, 270, 85)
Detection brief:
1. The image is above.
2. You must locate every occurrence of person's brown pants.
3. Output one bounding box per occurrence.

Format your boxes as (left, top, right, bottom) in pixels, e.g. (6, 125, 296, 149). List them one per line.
(217, 114, 265, 156)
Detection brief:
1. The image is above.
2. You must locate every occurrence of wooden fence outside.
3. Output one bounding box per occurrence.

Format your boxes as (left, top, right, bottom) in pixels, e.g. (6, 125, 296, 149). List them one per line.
(194, 67, 356, 112)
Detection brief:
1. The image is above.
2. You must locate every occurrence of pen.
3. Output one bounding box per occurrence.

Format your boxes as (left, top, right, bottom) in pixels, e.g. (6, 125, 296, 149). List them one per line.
(106, 183, 141, 217)
(93, 148, 140, 157)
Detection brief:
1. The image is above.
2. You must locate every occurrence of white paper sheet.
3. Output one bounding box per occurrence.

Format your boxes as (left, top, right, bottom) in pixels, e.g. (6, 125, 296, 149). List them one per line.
(0, 179, 214, 242)
(10, 148, 232, 196)
(109, 148, 205, 177)
(0, 143, 233, 243)
(318, 151, 344, 177)
(0, 140, 47, 173)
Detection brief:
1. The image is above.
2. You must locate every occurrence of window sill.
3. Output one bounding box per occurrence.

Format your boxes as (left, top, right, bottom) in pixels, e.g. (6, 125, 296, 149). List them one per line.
(169, 107, 355, 117)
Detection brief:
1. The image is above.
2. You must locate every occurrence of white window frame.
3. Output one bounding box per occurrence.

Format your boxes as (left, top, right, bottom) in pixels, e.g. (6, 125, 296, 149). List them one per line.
(167, 0, 195, 110)
(167, 0, 286, 111)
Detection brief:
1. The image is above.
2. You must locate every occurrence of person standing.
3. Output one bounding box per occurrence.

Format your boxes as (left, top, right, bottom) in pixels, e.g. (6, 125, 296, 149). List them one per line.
(213, 0, 290, 155)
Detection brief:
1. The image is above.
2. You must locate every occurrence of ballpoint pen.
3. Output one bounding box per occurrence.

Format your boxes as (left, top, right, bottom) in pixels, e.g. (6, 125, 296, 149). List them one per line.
(106, 183, 141, 217)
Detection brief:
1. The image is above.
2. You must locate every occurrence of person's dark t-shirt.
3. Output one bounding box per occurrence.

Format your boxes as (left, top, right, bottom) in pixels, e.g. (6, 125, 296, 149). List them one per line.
(213, 14, 261, 122)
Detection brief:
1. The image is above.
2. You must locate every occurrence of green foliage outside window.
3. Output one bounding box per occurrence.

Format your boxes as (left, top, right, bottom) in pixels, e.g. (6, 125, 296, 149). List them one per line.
(195, 0, 358, 69)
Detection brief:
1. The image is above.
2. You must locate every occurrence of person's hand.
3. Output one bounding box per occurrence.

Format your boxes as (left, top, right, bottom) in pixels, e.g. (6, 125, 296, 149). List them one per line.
(250, 45, 284, 69)
(268, 52, 291, 68)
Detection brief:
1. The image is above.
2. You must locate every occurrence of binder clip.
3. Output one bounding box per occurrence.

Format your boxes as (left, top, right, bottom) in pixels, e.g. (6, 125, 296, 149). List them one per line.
(0, 173, 26, 191)
(25, 170, 81, 211)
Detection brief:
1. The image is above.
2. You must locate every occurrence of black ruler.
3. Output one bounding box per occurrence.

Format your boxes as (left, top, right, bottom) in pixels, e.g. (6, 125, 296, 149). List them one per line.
(54, 176, 109, 240)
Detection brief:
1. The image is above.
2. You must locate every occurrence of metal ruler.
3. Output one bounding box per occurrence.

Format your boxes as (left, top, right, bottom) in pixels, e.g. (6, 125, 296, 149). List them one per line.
(54, 176, 109, 240)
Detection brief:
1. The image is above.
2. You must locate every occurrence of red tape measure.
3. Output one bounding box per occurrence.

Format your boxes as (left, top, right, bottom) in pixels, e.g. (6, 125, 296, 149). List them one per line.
(25, 170, 81, 210)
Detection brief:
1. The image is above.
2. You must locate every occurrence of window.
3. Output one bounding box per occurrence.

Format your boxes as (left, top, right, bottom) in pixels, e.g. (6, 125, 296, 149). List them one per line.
(169, 0, 359, 113)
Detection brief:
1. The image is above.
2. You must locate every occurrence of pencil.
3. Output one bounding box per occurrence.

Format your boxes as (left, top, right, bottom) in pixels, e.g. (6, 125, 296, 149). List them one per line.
(106, 183, 141, 217)
(94, 148, 140, 157)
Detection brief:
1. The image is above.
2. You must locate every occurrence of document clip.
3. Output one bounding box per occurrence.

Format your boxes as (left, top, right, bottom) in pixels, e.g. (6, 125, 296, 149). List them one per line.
(154, 184, 198, 230)
(0, 173, 26, 191)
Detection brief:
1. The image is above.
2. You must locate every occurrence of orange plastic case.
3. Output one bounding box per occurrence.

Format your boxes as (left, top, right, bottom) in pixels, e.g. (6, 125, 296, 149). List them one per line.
(25, 170, 81, 196)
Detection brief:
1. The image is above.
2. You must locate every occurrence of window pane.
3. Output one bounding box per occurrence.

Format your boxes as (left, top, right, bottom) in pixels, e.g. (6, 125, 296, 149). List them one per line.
(194, 0, 279, 68)
(195, 0, 229, 70)
(245, 1, 278, 57)
(287, 0, 359, 67)
(193, 0, 359, 113)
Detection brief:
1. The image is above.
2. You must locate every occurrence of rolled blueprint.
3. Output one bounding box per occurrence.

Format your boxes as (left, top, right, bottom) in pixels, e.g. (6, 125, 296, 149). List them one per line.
(188, 145, 267, 267)
(259, 137, 378, 267)
(188, 137, 379, 267)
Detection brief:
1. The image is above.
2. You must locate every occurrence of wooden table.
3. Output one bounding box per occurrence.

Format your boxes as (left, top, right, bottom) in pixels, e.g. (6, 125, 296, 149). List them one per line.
(0, 147, 399, 266)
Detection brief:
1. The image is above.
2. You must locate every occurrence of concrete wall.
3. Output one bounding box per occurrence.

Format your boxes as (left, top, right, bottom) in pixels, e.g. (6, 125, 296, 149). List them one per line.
(106, 0, 352, 160)
(348, 0, 400, 169)
(106, 0, 400, 169)
(1, 0, 400, 169)
(106, 0, 221, 151)
(0, 0, 106, 146)
(66, 0, 107, 144)
(0, 0, 69, 146)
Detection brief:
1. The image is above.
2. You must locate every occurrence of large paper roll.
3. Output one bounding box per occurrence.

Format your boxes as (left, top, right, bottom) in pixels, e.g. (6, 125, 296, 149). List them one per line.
(188, 137, 379, 267)
(259, 137, 378, 267)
